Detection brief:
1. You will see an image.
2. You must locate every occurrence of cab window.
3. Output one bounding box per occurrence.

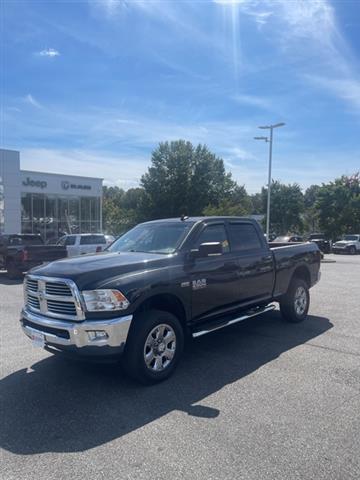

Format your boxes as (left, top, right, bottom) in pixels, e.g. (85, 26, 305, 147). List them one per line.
(228, 223, 262, 252)
(195, 224, 229, 253)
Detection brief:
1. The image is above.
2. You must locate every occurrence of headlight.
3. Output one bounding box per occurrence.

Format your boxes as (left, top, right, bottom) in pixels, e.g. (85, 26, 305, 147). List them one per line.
(82, 289, 130, 311)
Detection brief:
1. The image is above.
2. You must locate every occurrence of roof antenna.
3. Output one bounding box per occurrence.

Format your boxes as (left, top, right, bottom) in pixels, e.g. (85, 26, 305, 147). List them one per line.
(180, 214, 188, 221)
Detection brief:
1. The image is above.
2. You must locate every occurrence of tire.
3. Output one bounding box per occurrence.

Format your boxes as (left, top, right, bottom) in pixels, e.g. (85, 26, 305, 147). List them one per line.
(280, 278, 310, 323)
(6, 261, 23, 280)
(123, 309, 184, 384)
(348, 246, 356, 255)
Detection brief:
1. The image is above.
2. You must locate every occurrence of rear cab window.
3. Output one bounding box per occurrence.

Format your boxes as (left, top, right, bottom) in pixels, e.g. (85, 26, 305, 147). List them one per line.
(227, 223, 263, 252)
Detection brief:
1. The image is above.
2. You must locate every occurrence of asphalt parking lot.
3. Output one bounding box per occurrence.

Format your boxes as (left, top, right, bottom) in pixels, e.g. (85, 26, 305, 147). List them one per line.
(1, 254, 359, 480)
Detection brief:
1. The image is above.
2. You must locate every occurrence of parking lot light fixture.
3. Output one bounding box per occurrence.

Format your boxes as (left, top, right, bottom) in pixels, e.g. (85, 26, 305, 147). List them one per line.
(255, 122, 286, 239)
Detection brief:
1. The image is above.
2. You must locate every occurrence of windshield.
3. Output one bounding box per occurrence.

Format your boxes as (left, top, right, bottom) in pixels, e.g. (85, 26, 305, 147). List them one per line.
(343, 235, 359, 241)
(309, 234, 324, 240)
(108, 222, 194, 254)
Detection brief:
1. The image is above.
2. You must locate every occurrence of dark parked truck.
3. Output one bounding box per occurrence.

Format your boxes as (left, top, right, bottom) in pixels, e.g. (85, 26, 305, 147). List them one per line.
(20, 217, 321, 384)
(0, 234, 67, 279)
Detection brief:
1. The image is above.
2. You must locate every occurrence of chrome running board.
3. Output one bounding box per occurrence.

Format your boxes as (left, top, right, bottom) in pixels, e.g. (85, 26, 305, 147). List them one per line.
(192, 304, 276, 338)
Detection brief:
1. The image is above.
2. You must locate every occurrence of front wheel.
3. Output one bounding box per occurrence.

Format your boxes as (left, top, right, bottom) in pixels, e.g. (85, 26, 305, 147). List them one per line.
(123, 309, 184, 384)
(280, 278, 310, 323)
(348, 246, 356, 255)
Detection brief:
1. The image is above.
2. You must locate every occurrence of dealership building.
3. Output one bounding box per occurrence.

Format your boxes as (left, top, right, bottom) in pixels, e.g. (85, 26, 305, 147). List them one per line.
(0, 149, 103, 241)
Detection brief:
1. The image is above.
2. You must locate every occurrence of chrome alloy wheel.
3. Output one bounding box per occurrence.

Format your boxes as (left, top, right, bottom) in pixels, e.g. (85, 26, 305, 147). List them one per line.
(144, 324, 176, 372)
(294, 286, 307, 316)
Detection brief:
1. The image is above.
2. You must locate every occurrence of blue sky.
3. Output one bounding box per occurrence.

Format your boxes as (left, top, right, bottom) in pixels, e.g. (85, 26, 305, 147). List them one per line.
(2, 0, 360, 192)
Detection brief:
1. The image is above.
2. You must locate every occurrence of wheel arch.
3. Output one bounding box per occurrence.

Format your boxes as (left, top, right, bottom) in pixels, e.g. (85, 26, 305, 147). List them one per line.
(133, 293, 189, 332)
(291, 265, 311, 289)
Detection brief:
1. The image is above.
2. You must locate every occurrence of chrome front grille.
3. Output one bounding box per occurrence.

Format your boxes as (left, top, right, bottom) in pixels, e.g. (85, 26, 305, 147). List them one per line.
(27, 294, 40, 310)
(47, 299, 77, 316)
(45, 282, 72, 297)
(27, 278, 38, 293)
(24, 275, 85, 321)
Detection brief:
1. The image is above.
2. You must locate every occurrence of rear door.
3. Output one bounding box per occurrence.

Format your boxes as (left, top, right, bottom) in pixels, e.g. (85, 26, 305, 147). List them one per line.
(227, 221, 274, 305)
(188, 222, 241, 321)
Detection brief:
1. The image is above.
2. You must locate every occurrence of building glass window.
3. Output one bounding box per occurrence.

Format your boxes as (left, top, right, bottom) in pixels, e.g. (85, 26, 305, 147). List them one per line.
(0, 175, 5, 234)
(45, 195, 58, 243)
(21, 193, 101, 240)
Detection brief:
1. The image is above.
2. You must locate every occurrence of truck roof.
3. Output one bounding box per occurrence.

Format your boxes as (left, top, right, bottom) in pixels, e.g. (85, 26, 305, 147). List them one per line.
(142, 216, 256, 224)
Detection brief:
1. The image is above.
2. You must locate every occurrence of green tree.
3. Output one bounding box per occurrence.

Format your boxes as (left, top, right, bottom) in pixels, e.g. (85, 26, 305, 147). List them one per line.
(316, 173, 360, 239)
(141, 140, 236, 218)
(102, 186, 146, 235)
(203, 185, 252, 216)
(249, 192, 264, 215)
(261, 181, 304, 234)
(303, 184, 321, 232)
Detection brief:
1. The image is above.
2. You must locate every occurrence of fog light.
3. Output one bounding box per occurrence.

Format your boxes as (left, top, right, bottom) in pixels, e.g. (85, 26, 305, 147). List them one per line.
(87, 330, 108, 341)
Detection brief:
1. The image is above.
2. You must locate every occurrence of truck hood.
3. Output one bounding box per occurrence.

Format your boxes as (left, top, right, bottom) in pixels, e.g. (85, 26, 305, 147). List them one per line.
(334, 241, 354, 246)
(29, 251, 175, 289)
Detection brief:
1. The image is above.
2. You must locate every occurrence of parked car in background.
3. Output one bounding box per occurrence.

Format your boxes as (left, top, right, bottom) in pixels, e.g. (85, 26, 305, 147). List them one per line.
(104, 234, 115, 246)
(56, 233, 107, 257)
(332, 234, 360, 254)
(272, 235, 304, 243)
(0, 234, 67, 279)
(308, 233, 331, 254)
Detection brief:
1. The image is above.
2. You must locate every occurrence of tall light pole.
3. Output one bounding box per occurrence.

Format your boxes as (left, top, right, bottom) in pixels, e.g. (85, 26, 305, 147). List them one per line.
(254, 122, 285, 239)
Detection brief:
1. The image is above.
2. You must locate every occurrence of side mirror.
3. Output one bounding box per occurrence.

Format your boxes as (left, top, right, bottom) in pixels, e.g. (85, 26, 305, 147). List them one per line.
(191, 242, 223, 259)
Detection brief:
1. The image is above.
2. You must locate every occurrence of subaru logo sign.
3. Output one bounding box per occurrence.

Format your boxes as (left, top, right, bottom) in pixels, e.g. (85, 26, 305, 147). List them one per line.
(61, 181, 70, 190)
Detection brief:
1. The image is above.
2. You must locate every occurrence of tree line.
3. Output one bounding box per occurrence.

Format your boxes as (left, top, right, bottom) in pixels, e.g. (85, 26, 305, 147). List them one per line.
(103, 140, 360, 240)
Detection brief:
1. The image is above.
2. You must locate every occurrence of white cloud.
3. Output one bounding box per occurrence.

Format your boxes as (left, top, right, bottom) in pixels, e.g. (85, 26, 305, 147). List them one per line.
(24, 94, 43, 109)
(233, 94, 271, 109)
(20, 148, 149, 189)
(38, 48, 60, 57)
(304, 75, 360, 111)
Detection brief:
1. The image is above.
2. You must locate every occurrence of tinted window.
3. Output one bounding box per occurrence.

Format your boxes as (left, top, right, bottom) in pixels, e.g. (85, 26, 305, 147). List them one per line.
(80, 235, 106, 245)
(228, 223, 262, 251)
(65, 235, 76, 246)
(195, 224, 229, 253)
(9, 235, 43, 246)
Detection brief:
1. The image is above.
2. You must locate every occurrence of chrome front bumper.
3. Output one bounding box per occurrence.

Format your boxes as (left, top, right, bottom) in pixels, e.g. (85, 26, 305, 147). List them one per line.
(21, 308, 133, 354)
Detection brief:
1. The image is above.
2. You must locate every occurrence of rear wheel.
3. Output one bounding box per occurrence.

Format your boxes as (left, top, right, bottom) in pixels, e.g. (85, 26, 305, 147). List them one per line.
(123, 309, 184, 384)
(280, 278, 309, 323)
(349, 246, 356, 255)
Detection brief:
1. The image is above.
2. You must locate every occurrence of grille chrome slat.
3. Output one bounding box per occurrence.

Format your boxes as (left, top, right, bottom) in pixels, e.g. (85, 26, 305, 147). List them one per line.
(24, 275, 85, 321)
(26, 279, 38, 292)
(45, 283, 72, 296)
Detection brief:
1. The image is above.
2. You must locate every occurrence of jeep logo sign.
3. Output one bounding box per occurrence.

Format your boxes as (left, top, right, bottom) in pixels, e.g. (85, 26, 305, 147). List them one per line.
(22, 177, 47, 189)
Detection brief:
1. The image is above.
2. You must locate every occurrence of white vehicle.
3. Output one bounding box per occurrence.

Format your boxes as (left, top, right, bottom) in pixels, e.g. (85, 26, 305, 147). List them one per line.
(332, 234, 360, 254)
(104, 234, 115, 246)
(56, 234, 107, 257)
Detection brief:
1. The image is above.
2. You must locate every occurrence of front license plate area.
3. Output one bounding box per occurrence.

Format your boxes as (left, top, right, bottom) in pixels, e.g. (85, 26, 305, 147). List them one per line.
(30, 331, 45, 348)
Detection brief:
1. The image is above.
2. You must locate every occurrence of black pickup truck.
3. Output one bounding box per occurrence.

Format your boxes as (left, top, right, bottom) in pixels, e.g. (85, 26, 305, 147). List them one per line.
(20, 217, 321, 384)
(0, 234, 67, 279)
